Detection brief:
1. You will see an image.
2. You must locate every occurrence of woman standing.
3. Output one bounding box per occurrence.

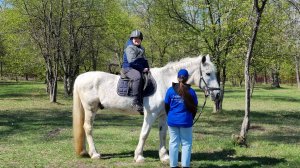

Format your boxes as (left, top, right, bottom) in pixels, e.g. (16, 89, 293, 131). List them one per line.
(164, 69, 198, 168)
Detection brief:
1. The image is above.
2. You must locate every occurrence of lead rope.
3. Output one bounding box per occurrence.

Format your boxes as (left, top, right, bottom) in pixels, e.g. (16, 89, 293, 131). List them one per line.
(192, 93, 208, 126)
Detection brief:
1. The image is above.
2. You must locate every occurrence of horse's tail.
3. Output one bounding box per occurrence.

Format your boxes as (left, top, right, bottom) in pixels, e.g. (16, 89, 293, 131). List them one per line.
(72, 81, 85, 156)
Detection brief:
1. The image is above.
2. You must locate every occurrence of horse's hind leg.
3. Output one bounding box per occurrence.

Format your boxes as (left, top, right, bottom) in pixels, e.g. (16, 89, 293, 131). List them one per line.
(158, 112, 169, 163)
(83, 109, 101, 159)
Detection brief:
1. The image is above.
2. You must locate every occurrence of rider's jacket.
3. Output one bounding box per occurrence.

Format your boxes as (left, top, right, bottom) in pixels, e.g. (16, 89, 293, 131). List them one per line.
(122, 39, 149, 73)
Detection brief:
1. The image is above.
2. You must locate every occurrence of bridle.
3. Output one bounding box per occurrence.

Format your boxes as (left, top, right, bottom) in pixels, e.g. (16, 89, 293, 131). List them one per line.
(198, 63, 221, 97)
(193, 63, 220, 125)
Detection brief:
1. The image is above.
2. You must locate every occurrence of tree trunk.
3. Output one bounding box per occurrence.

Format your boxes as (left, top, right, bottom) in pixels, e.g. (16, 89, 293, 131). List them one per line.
(46, 66, 58, 103)
(264, 69, 268, 84)
(0, 61, 2, 77)
(214, 64, 226, 113)
(271, 68, 280, 88)
(92, 53, 97, 71)
(234, 0, 268, 147)
(213, 58, 222, 113)
(210, 47, 223, 113)
(295, 55, 300, 89)
(49, 77, 58, 103)
(250, 71, 256, 97)
(239, 78, 243, 87)
(63, 73, 76, 96)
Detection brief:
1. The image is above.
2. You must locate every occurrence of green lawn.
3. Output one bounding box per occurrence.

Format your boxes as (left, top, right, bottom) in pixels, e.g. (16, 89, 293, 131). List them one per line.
(0, 81, 299, 167)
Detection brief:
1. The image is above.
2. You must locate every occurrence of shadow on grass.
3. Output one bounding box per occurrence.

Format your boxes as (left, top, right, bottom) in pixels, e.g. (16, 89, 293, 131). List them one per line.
(0, 93, 46, 99)
(258, 86, 289, 90)
(1, 106, 299, 145)
(223, 86, 299, 101)
(0, 109, 72, 141)
(0, 109, 143, 141)
(100, 151, 134, 159)
(0, 81, 43, 85)
(192, 149, 286, 168)
(252, 95, 300, 103)
(225, 110, 300, 126)
(193, 109, 300, 144)
(99, 149, 286, 168)
(100, 150, 160, 160)
(0, 81, 66, 99)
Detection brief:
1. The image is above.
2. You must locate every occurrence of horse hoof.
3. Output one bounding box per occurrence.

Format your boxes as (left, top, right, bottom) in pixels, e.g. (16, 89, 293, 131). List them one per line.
(135, 155, 145, 163)
(80, 150, 89, 157)
(160, 155, 169, 163)
(91, 153, 101, 159)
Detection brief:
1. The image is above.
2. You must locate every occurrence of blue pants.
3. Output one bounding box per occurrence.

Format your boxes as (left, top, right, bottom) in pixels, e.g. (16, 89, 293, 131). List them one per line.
(168, 126, 193, 167)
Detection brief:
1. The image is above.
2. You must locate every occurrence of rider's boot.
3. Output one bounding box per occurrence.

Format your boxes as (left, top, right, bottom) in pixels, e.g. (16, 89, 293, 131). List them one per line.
(132, 95, 143, 115)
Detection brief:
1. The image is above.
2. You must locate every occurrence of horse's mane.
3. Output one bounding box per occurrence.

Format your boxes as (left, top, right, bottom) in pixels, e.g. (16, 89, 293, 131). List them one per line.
(162, 56, 202, 71)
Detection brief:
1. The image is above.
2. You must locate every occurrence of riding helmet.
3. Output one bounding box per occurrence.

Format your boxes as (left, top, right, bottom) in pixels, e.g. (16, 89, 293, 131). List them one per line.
(130, 30, 143, 40)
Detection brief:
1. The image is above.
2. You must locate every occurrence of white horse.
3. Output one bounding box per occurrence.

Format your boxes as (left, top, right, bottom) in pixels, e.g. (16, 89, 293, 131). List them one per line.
(72, 55, 220, 162)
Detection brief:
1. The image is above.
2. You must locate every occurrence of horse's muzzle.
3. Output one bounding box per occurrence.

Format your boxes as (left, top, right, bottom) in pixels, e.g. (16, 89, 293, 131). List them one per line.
(210, 90, 220, 101)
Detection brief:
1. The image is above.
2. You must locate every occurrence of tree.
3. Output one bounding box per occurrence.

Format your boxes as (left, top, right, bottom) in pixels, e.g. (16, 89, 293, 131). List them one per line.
(150, 0, 252, 112)
(18, 0, 65, 102)
(233, 0, 268, 146)
(0, 5, 4, 77)
(5, 0, 137, 99)
(100, 0, 134, 69)
(60, 0, 101, 96)
(251, 2, 288, 88)
(287, 0, 300, 88)
(0, 35, 5, 77)
(126, 0, 191, 67)
(55, 0, 132, 96)
(0, 3, 44, 80)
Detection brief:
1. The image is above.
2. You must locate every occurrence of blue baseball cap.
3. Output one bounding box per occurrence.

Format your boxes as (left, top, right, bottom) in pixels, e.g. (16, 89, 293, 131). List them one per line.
(177, 69, 189, 78)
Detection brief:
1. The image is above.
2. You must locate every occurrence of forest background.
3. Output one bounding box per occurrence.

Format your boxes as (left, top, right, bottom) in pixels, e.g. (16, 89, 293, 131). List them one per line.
(0, 0, 300, 165)
(0, 0, 299, 102)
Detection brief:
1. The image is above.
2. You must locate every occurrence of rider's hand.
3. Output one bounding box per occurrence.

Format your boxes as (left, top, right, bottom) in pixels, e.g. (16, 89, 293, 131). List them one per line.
(143, 68, 149, 72)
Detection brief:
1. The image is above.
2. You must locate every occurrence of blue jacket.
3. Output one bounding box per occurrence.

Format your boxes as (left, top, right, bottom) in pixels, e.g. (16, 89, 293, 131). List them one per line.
(164, 84, 198, 127)
(122, 39, 149, 72)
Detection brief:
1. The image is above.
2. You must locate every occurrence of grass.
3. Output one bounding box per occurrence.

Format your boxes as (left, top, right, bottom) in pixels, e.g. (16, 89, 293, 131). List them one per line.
(0, 80, 299, 167)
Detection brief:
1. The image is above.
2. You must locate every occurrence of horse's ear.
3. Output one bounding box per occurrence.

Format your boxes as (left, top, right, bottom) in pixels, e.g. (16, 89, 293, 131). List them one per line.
(206, 54, 211, 62)
(201, 55, 206, 64)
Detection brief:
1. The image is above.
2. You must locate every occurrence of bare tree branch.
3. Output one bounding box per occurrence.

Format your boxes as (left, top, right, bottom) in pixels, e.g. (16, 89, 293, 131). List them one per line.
(287, 0, 300, 13)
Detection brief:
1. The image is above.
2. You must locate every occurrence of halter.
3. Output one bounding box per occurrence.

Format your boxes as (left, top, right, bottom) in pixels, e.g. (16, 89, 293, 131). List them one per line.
(193, 63, 220, 125)
(199, 63, 221, 97)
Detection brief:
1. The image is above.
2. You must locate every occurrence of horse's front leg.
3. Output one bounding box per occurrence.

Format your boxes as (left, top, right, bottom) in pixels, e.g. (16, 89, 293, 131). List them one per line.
(134, 112, 156, 163)
(158, 111, 169, 163)
(83, 109, 101, 159)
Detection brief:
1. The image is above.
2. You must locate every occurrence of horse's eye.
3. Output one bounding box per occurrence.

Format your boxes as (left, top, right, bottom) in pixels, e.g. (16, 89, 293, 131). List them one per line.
(206, 73, 211, 76)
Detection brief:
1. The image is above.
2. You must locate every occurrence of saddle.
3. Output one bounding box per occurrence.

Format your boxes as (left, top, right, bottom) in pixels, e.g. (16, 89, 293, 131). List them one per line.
(117, 71, 157, 97)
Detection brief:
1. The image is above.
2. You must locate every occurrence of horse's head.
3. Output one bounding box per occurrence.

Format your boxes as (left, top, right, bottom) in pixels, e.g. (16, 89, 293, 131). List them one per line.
(188, 55, 220, 101)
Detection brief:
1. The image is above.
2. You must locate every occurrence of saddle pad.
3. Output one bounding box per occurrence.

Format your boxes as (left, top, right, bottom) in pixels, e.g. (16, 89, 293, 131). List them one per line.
(117, 73, 157, 97)
(117, 79, 133, 96)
